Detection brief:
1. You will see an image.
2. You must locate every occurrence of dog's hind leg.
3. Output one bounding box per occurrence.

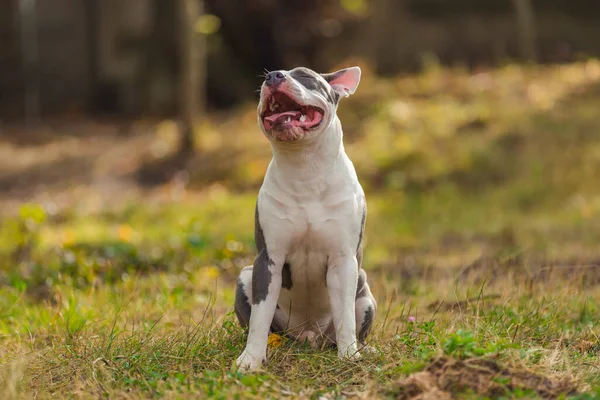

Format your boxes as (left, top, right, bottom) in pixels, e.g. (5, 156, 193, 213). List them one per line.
(235, 265, 290, 335)
(355, 269, 377, 349)
(234, 266, 253, 328)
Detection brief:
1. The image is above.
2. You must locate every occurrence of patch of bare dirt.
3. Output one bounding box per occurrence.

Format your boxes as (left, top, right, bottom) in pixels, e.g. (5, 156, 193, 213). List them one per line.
(389, 356, 578, 399)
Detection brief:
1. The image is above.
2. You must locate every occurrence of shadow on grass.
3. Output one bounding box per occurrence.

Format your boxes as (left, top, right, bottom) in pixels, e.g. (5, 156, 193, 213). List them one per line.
(0, 118, 136, 147)
(135, 147, 248, 188)
(0, 154, 94, 194)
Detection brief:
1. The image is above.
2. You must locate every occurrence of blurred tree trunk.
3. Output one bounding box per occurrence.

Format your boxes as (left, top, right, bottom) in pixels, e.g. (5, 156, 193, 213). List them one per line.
(368, 0, 413, 74)
(140, 0, 178, 115)
(18, 0, 41, 123)
(205, 0, 283, 73)
(178, 0, 204, 155)
(511, 0, 537, 62)
(84, 0, 99, 111)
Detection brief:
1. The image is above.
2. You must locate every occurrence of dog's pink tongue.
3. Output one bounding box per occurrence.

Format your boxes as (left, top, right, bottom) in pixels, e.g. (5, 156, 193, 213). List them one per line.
(264, 111, 301, 124)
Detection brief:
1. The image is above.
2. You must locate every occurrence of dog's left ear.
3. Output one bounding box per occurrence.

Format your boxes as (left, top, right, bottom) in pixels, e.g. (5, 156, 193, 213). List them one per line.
(321, 66, 361, 98)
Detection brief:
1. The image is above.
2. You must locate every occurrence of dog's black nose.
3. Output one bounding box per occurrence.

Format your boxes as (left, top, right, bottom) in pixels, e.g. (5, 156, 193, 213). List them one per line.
(265, 71, 286, 87)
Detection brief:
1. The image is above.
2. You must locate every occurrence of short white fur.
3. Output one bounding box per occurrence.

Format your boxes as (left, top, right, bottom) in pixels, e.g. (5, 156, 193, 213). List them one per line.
(235, 66, 375, 371)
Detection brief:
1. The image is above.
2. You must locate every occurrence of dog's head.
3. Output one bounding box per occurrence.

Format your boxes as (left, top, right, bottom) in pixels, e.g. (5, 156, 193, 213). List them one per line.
(257, 66, 361, 143)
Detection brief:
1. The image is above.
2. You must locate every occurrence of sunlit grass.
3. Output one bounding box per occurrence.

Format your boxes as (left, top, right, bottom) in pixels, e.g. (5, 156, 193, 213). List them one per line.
(2, 258, 600, 398)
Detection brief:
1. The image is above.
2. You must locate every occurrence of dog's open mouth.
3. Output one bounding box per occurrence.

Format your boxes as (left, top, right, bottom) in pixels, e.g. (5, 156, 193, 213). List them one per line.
(261, 92, 324, 132)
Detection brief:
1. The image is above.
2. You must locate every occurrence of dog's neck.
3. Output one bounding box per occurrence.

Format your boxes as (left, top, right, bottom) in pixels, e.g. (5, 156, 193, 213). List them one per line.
(269, 117, 345, 181)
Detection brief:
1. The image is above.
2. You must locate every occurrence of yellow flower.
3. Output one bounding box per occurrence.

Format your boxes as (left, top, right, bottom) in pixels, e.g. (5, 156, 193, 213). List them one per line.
(267, 333, 284, 349)
(118, 224, 133, 242)
(62, 230, 76, 246)
(201, 266, 220, 279)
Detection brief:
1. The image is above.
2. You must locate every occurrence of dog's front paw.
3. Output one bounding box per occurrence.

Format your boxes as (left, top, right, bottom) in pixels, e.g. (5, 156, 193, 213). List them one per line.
(235, 349, 265, 372)
(338, 344, 361, 361)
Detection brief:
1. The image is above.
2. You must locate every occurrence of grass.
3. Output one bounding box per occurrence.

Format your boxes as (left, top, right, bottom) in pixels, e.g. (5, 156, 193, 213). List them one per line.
(2, 59, 600, 398)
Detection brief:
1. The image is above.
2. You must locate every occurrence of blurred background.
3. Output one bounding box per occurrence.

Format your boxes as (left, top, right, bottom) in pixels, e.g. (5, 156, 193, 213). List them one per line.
(1, 0, 600, 296)
(1, 0, 599, 119)
(4, 3, 600, 396)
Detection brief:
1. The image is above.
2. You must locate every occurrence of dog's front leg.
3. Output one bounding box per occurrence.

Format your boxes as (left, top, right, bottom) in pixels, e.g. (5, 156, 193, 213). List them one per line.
(235, 253, 283, 372)
(327, 254, 360, 360)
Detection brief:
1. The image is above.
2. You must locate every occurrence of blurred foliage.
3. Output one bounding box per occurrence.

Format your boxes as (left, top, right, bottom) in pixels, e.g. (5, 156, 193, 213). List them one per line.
(2, 60, 600, 301)
(340, 0, 369, 16)
(194, 14, 221, 35)
(0, 198, 254, 300)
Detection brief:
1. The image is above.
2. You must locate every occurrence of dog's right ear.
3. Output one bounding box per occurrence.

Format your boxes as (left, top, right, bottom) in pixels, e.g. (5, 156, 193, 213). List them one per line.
(321, 67, 361, 98)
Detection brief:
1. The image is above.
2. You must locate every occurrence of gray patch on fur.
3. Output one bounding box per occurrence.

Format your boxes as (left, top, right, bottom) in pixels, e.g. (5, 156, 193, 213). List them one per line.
(358, 306, 374, 341)
(356, 203, 366, 268)
(357, 204, 366, 252)
(270, 317, 285, 334)
(234, 278, 251, 328)
(252, 206, 273, 304)
(252, 250, 272, 304)
(356, 245, 363, 269)
(290, 67, 338, 104)
(282, 262, 293, 289)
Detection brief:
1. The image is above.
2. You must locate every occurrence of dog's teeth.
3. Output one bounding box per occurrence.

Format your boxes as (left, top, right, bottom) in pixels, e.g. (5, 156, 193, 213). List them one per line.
(269, 104, 274, 111)
(285, 116, 291, 123)
(299, 115, 306, 122)
(273, 104, 279, 109)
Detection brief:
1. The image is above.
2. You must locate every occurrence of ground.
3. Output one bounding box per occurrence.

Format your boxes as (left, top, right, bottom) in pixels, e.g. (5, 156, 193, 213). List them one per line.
(2, 60, 600, 399)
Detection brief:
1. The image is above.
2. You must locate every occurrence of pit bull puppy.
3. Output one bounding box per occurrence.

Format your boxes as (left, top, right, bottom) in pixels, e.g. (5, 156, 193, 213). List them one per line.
(234, 66, 376, 371)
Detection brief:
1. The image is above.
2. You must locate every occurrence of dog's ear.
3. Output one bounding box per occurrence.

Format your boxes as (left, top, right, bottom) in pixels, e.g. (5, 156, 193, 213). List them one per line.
(321, 66, 361, 98)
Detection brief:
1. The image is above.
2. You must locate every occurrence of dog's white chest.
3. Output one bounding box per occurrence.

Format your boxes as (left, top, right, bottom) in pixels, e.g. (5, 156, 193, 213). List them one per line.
(277, 205, 335, 331)
(261, 176, 361, 253)
(289, 201, 349, 248)
(260, 173, 364, 334)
